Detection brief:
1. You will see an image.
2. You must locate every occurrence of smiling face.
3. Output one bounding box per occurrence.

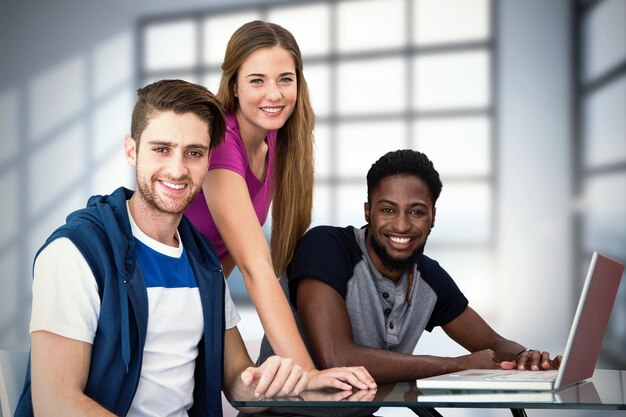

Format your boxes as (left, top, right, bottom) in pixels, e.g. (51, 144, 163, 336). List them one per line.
(234, 46, 297, 141)
(365, 174, 436, 280)
(125, 110, 210, 217)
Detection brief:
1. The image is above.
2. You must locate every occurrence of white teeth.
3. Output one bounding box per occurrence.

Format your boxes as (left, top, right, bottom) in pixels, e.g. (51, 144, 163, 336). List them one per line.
(390, 236, 411, 244)
(162, 180, 185, 190)
(262, 107, 282, 113)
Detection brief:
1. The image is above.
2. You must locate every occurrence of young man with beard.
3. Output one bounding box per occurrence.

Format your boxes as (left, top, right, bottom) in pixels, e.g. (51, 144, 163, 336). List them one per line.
(15, 80, 322, 417)
(248, 149, 561, 417)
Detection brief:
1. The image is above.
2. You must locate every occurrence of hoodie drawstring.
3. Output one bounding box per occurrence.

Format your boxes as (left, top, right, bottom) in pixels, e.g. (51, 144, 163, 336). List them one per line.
(119, 278, 130, 373)
(96, 197, 132, 373)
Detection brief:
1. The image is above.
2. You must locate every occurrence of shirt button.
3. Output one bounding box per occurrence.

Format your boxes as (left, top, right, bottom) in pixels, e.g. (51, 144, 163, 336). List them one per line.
(384, 308, 391, 316)
(389, 322, 394, 329)
(382, 292, 389, 299)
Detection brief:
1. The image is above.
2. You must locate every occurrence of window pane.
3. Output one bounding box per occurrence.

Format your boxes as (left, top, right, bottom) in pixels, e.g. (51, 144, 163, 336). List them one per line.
(144, 20, 196, 71)
(93, 32, 132, 99)
(424, 247, 495, 316)
(92, 90, 133, 160)
(0, 247, 20, 348)
(142, 73, 198, 87)
(0, 89, 19, 165)
(583, 76, 626, 168)
(314, 123, 332, 179)
(414, 0, 490, 45)
(0, 168, 18, 247)
(413, 117, 491, 176)
(268, 4, 331, 57)
(27, 189, 87, 267)
(582, 173, 626, 257)
(413, 51, 490, 110)
(203, 12, 260, 66)
(312, 184, 332, 227)
(136, 1, 496, 254)
(337, 0, 406, 52)
(202, 71, 222, 95)
(336, 183, 368, 227)
(338, 57, 406, 115)
(92, 152, 133, 197)
(305, 63, 331, 117)
(28, 122, 86, 216)
(29, 56, 86, 143)
(429, 183, 491, 244)
(583, 0, 626, 82)
(336, 121, 407, 177)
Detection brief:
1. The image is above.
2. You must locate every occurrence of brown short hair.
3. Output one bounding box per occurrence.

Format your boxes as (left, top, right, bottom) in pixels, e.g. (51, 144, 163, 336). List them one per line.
(131, 79, 226, 150)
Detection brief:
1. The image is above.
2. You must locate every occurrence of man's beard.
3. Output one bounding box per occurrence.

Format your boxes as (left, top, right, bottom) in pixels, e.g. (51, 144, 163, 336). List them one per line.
(368, 229, 424, 273)
(135, 173, 198, 216)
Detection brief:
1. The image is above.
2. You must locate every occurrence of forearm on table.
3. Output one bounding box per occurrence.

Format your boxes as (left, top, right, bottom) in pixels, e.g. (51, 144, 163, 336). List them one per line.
(315, 342, 464, 383)
(443, 306, 525, 362)
(222, 328, 270, 414)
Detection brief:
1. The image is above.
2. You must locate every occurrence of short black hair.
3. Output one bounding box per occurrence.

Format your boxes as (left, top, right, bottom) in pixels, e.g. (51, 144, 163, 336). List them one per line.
(366, 149, 442, 205)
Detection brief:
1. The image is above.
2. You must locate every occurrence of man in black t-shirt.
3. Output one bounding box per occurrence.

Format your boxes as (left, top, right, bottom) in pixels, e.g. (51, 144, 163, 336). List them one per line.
(248, 150, 562, 417)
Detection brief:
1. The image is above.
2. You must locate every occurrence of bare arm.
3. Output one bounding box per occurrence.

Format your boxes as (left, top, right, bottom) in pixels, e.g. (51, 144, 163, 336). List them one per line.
(222, 327, 255, 402)
(203, 169, 316, 370)
(220, 255, 236, 278)
(443, 307, 561, 371)
(442, 305, 525, 361)
(204, 170, 376, 390)
(31, 331, 117, 417)
(297, 278, 507, 383)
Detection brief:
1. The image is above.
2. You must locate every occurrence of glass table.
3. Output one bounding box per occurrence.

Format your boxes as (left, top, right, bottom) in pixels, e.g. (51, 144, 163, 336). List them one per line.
(232, 369, 626, 416)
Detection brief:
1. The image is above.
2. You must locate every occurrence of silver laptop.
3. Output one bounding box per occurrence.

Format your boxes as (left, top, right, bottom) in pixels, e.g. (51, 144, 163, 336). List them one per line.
(416, 252, 624, 391)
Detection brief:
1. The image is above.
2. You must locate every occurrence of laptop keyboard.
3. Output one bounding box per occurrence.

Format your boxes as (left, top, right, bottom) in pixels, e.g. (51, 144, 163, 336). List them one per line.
(483, 370, 559, 381)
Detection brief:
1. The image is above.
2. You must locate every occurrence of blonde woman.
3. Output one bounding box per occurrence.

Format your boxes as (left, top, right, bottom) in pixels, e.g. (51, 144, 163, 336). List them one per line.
(185, 21, 375, 389)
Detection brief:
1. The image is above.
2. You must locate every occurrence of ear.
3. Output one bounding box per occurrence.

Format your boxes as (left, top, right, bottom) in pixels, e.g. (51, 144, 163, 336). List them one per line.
(233, 81, 238, 98)
(431, 206, 437, 229)
(364, 202, 370, 224)
(124, 135, 138, 167)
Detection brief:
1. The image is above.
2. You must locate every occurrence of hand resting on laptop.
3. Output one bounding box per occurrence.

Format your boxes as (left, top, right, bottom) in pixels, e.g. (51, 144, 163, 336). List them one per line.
(501, 349, 562, 371)
(455, 348, 562, 374)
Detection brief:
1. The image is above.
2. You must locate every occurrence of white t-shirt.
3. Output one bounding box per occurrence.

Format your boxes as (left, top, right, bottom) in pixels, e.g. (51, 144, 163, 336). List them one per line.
(30, 206, 240, 417)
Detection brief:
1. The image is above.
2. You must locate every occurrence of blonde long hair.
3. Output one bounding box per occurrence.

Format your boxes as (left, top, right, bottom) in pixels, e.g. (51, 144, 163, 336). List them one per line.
(217, 20, 314, 276)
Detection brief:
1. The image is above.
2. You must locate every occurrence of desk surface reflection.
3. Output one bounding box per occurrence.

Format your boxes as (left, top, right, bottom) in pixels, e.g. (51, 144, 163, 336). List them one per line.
(232, 369, 626, 411)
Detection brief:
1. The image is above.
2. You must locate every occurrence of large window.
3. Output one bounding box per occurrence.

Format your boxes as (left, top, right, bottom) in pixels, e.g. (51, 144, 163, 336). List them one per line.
(575, 0, 626, 367)
(138, 0, 496, 307)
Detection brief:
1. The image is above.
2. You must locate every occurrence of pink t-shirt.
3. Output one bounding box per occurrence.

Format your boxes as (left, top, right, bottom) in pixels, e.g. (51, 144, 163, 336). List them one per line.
(185, 112, 276, 260)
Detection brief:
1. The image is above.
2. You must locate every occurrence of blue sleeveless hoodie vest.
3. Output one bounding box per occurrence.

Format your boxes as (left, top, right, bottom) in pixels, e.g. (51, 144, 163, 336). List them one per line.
(15, 187, 225, 417)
